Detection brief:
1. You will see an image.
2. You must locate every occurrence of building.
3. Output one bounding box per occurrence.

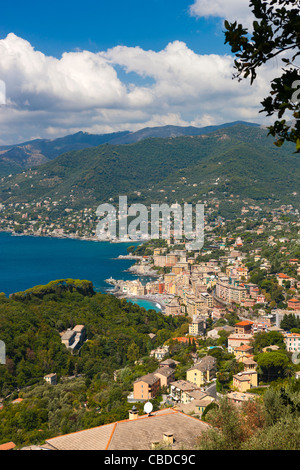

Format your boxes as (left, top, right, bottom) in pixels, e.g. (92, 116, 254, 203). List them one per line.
(275, 310, 300, 327)
(44, 373, 57, 385)
(234, 321, 253, 335)
(233, 371, 258, 393)
(150, 345, 169, 361)
(189, 316, 206, 337)
(170, 380, 201, 404)
(159, 358, 180, 369)
(61, 325, 86, 352)
(215, 278, 247, 304)
(227, 334, 253, 353)
(287, 298, 300, 310)
(284, 333, 300, 353)
(186, 356, 217, 387)
(0, 442, 16, 450)
(233, 344, 254, 360)
(42, 408, 211, 450)
(153, 366, 175, 388)
(226, 391, 258, 405)
(174, 396, 215, 419)
(133, 373, 161, 401)
(165, 297, 182, 316)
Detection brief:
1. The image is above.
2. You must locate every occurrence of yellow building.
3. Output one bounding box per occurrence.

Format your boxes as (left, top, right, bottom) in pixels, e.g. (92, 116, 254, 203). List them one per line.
(232, 371, 258, 392)
(186, 356, 216, 387)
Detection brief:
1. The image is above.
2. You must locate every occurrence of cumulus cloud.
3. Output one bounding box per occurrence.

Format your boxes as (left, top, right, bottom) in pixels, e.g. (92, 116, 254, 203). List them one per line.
(189, 0, 255, 28)
(0, 33, 278, 144)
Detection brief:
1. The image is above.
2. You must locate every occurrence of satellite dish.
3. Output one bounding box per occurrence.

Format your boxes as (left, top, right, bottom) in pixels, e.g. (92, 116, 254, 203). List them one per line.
(144, 402, 153, 414)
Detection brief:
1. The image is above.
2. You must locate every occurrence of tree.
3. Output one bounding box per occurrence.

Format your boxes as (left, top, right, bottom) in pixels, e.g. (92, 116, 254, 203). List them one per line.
(126, 342, 140, 363)
(224, 0, 300, 151)
(256, 351, 290, 381)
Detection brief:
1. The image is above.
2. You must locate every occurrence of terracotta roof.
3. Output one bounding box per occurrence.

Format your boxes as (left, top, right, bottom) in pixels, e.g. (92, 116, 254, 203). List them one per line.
(235, 321, 253, 326)
(235, 344, 253, 351)
(45, 409, 211, 450)
(170, 380, 200, 391)
(134, 373, 160, 385)
(0, 441, 16, 450)
(11, 398, 23, 404)
(154, 366, 175, 378)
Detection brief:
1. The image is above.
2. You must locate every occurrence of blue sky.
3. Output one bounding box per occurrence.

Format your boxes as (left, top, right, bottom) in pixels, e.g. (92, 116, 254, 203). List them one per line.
(0, 0, 278, 144)
(0, 1, 229, 57)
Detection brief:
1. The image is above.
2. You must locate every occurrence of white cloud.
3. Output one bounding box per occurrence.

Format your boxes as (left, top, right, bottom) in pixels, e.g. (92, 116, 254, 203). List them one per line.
(189, 0, 254, 28)
(0, 33, 278, 144)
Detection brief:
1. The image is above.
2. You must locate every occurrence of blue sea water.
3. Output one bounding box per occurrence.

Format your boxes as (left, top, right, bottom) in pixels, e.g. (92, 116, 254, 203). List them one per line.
(0, 232, 160, 311)
(126, 298, 162, 313)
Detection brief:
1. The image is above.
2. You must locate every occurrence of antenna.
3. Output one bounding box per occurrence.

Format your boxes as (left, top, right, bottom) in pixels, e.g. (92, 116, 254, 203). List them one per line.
(144, 401, 153, 415)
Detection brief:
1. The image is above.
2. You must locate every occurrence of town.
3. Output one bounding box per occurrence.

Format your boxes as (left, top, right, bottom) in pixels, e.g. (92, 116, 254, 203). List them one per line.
(1, 200, 299, 450)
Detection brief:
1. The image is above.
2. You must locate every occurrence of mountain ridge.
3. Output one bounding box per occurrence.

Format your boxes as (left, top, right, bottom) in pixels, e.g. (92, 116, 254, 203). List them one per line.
(0, 123, 298, 218)
(0, 121, 259, 177)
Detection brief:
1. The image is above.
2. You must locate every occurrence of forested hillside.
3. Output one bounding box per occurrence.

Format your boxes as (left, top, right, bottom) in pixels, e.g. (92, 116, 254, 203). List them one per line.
(0, 124, 299, 215)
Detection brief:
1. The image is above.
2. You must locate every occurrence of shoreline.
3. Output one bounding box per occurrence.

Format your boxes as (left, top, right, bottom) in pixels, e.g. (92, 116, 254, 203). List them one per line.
(0, 228, 143, 245)
(1, 229, 170, 315)
(114, 293, 170, 312)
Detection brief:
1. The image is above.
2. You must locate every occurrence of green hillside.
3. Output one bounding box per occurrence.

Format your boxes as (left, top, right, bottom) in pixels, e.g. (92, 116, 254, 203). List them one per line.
(0, 124, 299, 215)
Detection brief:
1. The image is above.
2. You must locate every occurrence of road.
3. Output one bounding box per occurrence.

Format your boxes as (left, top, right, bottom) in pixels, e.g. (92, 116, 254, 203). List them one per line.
(205, 381, 217, 399)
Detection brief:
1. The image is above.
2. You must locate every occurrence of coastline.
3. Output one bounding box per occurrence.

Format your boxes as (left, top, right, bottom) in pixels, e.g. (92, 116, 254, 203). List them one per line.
(1, 230, 169, 315)
(1, 228, 143, 245)
(1, 231, 167, 314)
(114, 292, 169, 312)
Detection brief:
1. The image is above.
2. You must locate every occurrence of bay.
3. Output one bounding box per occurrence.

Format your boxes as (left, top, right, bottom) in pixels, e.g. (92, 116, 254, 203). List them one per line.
(0, 232, 140, 298)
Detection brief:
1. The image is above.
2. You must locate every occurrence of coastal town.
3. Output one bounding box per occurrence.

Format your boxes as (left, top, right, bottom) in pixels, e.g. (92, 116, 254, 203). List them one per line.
(0, 0, 300, 454)
(1, 196, 299, 450)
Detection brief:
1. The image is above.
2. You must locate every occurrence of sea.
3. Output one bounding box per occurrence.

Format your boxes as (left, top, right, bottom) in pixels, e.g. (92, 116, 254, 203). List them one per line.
(0, 232, 161, 312)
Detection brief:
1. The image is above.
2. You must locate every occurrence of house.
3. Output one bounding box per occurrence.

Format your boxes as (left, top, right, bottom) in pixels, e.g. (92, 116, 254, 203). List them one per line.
(186, 356, 217, 387)
(170, 380, 202, 403)
(227, 334, 253, 353)
(11, 398, 23, 405)
(262, 345, 280, 353)
(133, 374, 161, 401)
(165, 297, 182, 316)
(42, 408, 211, 450)
(61, 325, 86, 352)
(234, 321, 253, 335)
(233, 371, 258, 393)
(0, 442, 16, 450)
(284, 333, 300, 353)
(226, 391, 258, 405)
(233, 344, 254, 360)
(276, 273, 295, 287)
(153, 367, 175, 388)
(44, 373, 57, 385)
(159, 358, 180, 369)
(287, 298, 300, 310)
(238, 357, 257, 372)
(174, 396, 215, 418)
(150, 345, 169, 361)
(189, 316, 206, 337)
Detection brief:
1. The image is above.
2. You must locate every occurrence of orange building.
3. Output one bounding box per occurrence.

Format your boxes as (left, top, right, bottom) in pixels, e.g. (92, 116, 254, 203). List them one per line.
(133, 374, 160, 401)
(234, 321, 253, 335)
(287, 298, 300, 310)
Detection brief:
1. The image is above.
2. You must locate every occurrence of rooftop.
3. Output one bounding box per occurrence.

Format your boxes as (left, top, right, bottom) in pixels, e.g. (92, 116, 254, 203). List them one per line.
(44, 409, 210, 450)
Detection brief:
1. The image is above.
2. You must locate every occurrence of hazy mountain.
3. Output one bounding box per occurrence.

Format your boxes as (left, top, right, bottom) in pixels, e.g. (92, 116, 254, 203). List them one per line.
(1, 123, 298, 216)
(108, 121, 260, 144)
(0, 121, 259, 177)
(0, 131, 130, 177)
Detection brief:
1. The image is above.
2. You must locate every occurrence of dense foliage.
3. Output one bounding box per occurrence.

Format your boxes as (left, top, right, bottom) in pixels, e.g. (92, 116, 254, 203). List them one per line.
(224, 0, 300, 150)
(0, 124, 299, 213)
(0, 280, 186, 446)
(198, 379, 300, 450)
